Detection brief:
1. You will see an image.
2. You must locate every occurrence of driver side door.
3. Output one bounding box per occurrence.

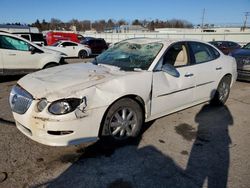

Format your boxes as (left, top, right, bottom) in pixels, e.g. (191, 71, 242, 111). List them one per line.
(151, 42, 196, 119)
(0, 35, 42, 74)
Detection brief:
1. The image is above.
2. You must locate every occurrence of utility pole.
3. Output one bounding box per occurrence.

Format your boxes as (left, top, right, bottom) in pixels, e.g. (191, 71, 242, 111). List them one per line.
(243, 12, 250, 31)
(201, 8, 205, 30)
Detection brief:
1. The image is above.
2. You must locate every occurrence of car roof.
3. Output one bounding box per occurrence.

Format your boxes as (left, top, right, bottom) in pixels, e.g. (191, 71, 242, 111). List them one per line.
(83, 37, 105, 41)
(58, 40, 78, 44)
(118, 37, 206, 45)
(0, 31, 43, 49)
(12, 32, 42, 35)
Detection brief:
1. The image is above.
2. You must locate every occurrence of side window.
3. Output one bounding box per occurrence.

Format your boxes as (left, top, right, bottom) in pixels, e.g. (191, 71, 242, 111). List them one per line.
(20, 34, 30, 41)
(0, 35, 29, 51)
(189, 42, 216, 64)
(62, 42, 77, 47)
(228, 42, 238, 47)
(163, 43, 188, 67)
(62, 42, 70, 47)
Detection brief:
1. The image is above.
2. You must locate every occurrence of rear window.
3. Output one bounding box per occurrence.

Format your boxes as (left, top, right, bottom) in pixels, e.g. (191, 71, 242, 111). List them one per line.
(31, 33, 44, 41)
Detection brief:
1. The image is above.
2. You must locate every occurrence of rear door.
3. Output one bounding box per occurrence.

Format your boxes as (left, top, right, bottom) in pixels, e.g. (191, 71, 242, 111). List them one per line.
(151, 42, 196, 118)
(187, 41, 222, 103)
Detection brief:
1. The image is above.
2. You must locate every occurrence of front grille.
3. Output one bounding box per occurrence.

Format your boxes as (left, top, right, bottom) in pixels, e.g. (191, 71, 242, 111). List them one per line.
(9, 85, 33, 114)
(235, 56, 250, 68)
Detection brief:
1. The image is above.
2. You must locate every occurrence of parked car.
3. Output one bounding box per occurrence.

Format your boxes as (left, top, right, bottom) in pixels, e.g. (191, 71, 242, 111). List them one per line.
(12, 32, 46, 46)
(80, 37, 108, 55)
(229, 42, 250, 81)
(0, 31, 65, 75)
(46, 31, 84, 46)
(9, 38, 237, 146)
(209, 41, 241, 55)
(46, 40, 91, 59)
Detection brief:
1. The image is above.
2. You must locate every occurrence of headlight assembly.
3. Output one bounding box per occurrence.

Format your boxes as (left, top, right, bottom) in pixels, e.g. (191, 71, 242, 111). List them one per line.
(48, 97, 87, 115)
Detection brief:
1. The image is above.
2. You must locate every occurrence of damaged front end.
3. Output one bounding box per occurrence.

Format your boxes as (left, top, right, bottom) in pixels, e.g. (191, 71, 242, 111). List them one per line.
(9, 85, 103, 146)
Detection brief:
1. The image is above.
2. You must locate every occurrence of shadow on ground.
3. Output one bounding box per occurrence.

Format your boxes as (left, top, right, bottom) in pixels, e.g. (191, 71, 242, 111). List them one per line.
(32, 104, 233, 188)
(0, 75, 23, 83)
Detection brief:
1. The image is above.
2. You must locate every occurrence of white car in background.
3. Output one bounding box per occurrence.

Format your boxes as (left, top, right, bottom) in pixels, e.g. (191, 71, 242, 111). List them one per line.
(0, 31, 65, 75)
(46, 40, 92, 59)
(9, 38, 237, 146)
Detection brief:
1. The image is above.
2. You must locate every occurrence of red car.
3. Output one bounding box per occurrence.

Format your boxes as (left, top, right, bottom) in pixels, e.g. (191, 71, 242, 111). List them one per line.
(46, 31, 84, 46)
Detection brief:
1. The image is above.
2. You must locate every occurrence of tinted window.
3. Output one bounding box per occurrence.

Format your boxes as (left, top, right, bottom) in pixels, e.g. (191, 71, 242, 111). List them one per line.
(0, 35, 29, 51)
(62, 42, 77, 47)
(20, 34, 30, 41)
(189, 42, 217, 64)
(227, 42, 238, 47)
(31, 33, 44, 41)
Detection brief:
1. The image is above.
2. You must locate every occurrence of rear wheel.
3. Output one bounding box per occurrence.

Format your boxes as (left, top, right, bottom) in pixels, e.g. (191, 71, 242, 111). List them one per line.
(78, 50, 88, 59)
(211, 76, 231, 106)
(101, 98, 143, 142)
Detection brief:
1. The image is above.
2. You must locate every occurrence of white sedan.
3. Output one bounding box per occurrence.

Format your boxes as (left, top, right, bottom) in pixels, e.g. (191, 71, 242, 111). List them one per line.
(46, 40, 92, 58)
(9, 38, 237, 146)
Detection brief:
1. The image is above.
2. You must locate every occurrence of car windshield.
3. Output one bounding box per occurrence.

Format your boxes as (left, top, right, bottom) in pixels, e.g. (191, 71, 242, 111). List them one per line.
(94, 41, 163, 71)
(243, 43, 250, 49)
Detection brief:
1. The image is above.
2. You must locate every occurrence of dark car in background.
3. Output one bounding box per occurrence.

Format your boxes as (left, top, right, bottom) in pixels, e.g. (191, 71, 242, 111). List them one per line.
(209, 41, 241, 55)
(230, 43, 250, 81)
(80, 37, 108, 55)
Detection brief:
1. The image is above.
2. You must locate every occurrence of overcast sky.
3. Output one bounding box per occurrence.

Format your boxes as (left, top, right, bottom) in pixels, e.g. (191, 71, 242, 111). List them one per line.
(1, 0, 249, 25)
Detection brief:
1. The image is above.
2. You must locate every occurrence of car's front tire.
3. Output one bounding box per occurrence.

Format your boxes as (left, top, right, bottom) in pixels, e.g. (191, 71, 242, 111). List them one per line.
(78, 50, 88, 59)
(211, 75, 231, 106)
(101, 98, 143, 142)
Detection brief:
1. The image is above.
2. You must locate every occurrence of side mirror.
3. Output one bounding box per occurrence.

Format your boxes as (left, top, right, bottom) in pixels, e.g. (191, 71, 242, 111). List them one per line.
(162, 64, 180, 77)
(29, 45, 36, 54)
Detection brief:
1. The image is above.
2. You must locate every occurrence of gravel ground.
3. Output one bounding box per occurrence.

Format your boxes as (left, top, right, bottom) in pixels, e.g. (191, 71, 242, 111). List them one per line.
(0, 60, 250, 188)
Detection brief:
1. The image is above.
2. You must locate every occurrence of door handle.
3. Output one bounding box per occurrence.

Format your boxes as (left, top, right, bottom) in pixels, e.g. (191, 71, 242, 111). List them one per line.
(216, 67, 222, 70)
(185, 73, 194, 77)
(8, 53, 16, 56)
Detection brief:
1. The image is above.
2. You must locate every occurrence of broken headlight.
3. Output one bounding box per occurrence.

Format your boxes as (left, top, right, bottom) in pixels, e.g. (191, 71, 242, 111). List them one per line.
(48, 97, 86, 115)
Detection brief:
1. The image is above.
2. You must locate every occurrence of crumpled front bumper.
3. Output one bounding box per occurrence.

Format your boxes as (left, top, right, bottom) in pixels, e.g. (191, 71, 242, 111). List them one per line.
(13, 102, 107, 146)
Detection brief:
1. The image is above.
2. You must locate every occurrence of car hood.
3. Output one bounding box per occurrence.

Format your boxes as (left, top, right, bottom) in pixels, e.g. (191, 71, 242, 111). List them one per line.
(231, 49, 250, 56)
(17, 63, 127, 100)
(42, 47, 64, 55)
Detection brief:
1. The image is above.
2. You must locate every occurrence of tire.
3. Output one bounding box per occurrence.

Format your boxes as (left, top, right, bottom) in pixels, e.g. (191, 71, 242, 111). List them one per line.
(101, 98, 143, 142)
(78, 50, 88, 59)
(211, 76, 231, 106)
(43, 63, 58, 69)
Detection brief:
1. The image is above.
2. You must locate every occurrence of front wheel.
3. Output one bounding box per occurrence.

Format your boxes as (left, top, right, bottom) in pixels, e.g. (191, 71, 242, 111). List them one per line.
(101, 98, 143, 142)
(211, 76, 231, 106)
(78, 50, 88, 59)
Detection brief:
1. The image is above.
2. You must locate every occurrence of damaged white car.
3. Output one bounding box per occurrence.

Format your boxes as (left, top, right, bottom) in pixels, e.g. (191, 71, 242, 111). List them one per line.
(9, 38, 237, 146)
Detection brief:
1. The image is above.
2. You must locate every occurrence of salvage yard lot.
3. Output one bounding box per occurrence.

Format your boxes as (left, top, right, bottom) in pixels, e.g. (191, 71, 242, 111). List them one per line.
(0, 58, 250, 187)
